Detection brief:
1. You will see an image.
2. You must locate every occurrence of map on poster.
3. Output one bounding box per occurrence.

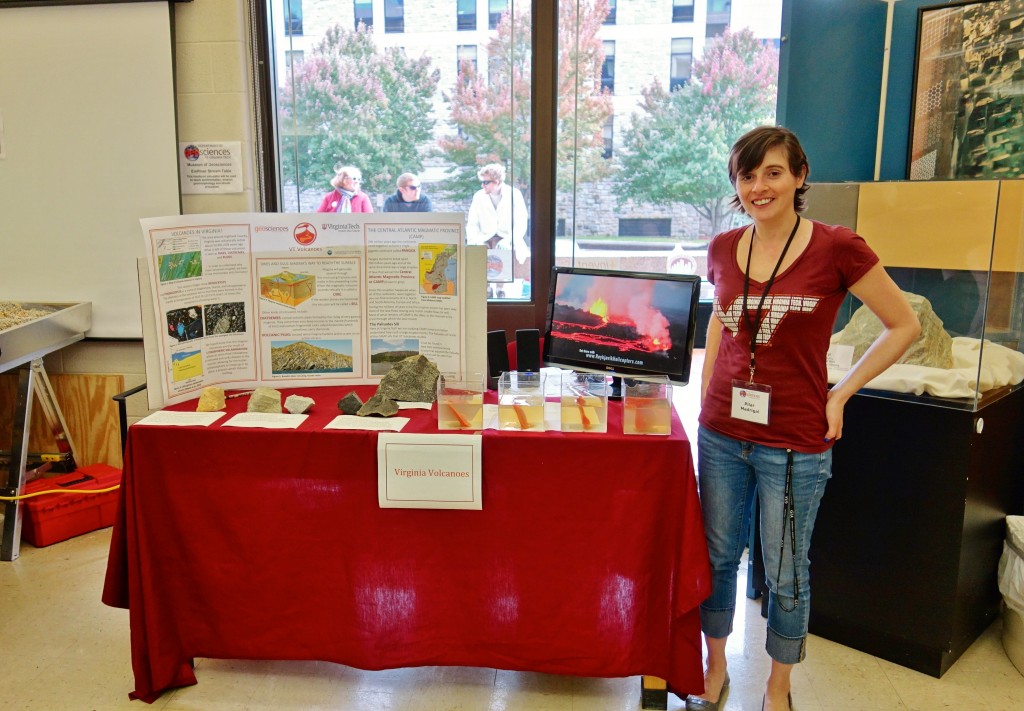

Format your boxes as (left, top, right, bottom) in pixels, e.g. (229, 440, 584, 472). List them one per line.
(142, 213, 466, 405)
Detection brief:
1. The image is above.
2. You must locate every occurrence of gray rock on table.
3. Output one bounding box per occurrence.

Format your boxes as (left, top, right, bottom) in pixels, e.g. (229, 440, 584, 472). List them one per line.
(376, 354, 441, 403)
(337, 391, 364, 415)
(247, 386, 282, 413)
(357, 392, 400, 417)
(284, 394, 315, 414)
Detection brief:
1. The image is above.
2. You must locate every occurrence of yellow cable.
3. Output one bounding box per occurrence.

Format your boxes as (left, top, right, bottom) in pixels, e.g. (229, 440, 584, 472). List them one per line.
(0, 485, 120, 502)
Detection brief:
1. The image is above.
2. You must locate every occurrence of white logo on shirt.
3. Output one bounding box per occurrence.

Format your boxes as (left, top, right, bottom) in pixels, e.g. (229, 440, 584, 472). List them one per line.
(715, 294, 820, 345)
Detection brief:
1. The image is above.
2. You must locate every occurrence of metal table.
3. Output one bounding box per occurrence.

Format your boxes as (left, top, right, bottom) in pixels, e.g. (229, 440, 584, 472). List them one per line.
(0, 301, 91, 560)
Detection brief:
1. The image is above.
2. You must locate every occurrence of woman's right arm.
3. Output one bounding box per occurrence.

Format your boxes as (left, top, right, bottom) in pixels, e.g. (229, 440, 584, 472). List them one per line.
(701, 314, 724, 407)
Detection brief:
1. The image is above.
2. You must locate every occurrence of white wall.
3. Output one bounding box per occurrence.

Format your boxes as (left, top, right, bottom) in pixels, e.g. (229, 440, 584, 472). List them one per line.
(53, 0, 253, 429)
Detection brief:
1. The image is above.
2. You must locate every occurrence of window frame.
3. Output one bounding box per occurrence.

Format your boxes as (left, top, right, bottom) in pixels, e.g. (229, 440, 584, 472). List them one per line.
(384, 0, 405, 34)
(354, 0, 373, 30)
(284, 0, 303, 35)
(670, 37, 693, 91)
(457, 0, 477, 31)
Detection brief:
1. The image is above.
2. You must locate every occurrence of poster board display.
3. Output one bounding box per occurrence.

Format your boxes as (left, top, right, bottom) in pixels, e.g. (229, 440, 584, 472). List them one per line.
(142, 213, 473, 406)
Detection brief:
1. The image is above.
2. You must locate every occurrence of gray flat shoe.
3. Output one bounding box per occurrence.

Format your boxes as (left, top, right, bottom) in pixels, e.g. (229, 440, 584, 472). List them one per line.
(684, 671, 730, 711)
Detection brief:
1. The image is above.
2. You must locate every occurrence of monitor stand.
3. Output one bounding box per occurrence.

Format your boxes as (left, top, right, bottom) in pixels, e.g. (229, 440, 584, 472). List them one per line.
(609, 375, 623, 401)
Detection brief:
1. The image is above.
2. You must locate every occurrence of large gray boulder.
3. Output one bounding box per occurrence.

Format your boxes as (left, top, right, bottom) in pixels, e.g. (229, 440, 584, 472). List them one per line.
(833, 292, 952, 369)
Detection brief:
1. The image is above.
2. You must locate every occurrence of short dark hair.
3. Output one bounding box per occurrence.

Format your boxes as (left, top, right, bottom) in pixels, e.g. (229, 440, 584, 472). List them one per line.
(728, 126, 810, 215)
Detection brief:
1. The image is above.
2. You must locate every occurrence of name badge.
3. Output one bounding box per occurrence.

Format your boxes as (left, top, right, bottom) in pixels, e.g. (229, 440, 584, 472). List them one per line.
(731, 379, 771, 425)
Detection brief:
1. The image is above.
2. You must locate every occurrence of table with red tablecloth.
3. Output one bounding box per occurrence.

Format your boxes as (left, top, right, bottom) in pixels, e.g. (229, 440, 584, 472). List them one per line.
(102, 385, 710, 703)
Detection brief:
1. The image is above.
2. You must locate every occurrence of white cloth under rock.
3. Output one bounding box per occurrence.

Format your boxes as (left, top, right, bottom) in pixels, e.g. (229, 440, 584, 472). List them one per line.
(827, 336, 1024, 399)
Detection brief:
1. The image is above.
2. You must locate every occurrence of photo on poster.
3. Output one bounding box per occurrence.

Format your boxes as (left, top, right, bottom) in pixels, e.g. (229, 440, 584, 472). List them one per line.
(370, 337, 420, 376)
(259, 269, 317, 308)
(419, 243, 459, 296)
(158, 250, 203, 282)
(165, 306, 205, 343)
(171, 348, 203, 382)
(270, 339, 354, 374)
(204, 302, 247, 335)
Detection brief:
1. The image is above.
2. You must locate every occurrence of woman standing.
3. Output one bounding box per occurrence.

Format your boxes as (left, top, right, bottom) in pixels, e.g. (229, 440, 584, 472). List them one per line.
(316, 165, 373, 213)
(689, 126, 919, 711)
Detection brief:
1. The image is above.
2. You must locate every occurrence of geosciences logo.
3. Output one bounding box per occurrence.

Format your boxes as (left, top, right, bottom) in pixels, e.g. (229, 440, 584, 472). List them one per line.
(294, 222, 317, 246)
(183, 145, 201, 161)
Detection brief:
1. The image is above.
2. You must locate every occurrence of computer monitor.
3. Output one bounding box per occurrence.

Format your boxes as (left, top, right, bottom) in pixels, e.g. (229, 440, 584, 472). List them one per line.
(542, 266, 701, 390)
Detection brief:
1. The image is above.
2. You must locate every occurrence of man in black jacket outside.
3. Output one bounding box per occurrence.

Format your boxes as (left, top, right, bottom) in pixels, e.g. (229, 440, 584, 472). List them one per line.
(382, 173, 432, 212)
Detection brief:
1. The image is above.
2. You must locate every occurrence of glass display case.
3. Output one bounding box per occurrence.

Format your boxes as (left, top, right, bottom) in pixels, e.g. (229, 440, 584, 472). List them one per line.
(807, 180, 1024, 411)
(796, 180, 1024, 677)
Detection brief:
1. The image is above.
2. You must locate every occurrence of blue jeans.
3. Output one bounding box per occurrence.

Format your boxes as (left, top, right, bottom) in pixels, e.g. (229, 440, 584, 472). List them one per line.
(696, 425, 832, 664)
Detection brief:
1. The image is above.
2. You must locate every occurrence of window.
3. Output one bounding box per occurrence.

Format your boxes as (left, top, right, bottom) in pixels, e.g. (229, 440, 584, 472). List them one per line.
(458, 0, 477, 31)
(457, 44, 478, 76)
(489, 0, 507, 30)
(384, 0, 404, 33)
(601, 40, 615, 93)
(672, 0, 693, 24)
(670, 38, 692, 91)
(707, 0, 732, 24)
(706, 0, 731, 35)
(257, 0, 781, 313)
(618, 218, 672, 237)
(285, 0, 303, 35)
(605, 0, 616, 25)
(354, 0, 373, 29)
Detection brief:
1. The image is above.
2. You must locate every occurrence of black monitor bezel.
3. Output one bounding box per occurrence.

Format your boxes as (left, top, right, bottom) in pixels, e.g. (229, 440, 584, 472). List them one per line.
(541, 266, 701, 386)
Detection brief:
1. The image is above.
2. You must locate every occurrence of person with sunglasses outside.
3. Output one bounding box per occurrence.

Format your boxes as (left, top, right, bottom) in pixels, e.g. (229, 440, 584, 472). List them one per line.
(466, 163, 530, 297)
(316, 164, 373, 213)
(382, 173, 432, 212)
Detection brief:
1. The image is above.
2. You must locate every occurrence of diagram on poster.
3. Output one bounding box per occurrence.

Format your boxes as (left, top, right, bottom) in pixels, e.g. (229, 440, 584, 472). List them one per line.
(142, 214, 467, 405)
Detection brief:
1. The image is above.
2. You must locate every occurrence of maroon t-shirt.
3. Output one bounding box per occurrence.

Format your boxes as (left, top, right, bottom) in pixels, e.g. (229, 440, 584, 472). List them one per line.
(698, 220, 879, 453)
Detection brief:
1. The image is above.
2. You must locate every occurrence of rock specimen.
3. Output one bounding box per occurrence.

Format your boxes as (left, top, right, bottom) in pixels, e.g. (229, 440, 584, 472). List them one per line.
(284, 394, 315, 414)
(376, 354, 440, 403)
(247, 386, 282, 413)
(355, 354, 440, 417)
(337, 391, 364, 415)
(832, 292, 953, 369)
(196, 386, 226, 412)
(357, 392, 400, 417)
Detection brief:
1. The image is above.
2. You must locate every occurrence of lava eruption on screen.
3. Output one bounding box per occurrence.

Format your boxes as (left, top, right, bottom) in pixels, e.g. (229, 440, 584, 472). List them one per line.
(544, 268, 699, 384)
(553, 276, 671, 354)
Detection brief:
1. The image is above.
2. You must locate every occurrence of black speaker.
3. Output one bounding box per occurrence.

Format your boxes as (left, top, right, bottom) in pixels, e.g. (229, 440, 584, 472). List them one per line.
(486, 330, 509, 390)
(515, 328, 541, 373)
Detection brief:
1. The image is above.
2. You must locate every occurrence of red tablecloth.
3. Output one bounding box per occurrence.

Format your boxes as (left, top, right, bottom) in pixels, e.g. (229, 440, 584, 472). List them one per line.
(102, 385, 710, 703)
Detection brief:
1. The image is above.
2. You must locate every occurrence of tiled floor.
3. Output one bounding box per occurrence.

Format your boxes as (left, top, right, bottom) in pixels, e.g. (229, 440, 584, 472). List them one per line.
(3, 527, 1024, 710)
(3, 354, 1024, 710)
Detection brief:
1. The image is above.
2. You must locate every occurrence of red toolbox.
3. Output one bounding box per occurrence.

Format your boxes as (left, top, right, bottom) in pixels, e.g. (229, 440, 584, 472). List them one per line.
(20, 463, 122, 547)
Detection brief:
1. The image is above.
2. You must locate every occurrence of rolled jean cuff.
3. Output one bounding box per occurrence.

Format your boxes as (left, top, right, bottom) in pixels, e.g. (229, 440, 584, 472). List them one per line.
(699, 604, 734, 640)
(766, 626, 807, 665)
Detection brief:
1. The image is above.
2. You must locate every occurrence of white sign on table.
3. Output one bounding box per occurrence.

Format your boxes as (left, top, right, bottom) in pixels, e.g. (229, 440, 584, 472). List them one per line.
(377, 433, 482, 510)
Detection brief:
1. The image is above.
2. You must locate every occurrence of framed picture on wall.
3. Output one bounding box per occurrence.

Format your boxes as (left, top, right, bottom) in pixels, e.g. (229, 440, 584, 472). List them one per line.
(908, 0, 1024, 180)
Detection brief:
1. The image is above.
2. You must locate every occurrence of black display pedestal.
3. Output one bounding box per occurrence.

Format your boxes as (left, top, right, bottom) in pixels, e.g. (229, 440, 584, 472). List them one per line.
(806, 387, 1024, 677)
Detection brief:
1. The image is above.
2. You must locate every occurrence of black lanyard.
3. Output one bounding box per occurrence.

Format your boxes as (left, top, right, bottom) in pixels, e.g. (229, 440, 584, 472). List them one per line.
(777, 449, 800, 612)
(741, 216, 801, 383)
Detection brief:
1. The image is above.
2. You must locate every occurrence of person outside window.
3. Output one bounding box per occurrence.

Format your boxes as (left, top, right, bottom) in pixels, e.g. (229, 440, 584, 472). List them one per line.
(465, 163, 528, 258)
(382, 173, 432, 212)
(465, 163, 530, 298)
(316, 165, 373, 213)
(688, 126, 920, 711)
